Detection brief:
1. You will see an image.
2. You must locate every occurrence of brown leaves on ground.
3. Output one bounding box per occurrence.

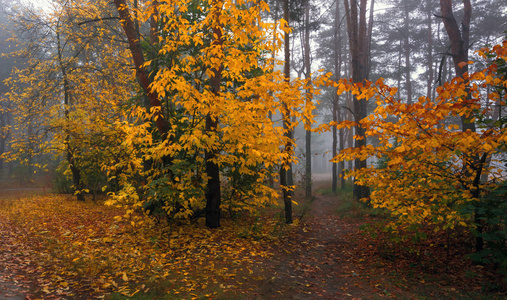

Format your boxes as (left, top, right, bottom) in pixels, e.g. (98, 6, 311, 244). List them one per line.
(0, 187, 505, 299)
(0, 192, 280, 299)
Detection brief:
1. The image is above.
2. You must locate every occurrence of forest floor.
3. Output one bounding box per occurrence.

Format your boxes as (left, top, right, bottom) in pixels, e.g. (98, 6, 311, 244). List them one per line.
(0, 178, 505, 299)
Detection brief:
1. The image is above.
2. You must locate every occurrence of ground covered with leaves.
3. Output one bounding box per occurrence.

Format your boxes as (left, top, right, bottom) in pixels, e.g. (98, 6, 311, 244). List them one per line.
(0, 182, 505, 299)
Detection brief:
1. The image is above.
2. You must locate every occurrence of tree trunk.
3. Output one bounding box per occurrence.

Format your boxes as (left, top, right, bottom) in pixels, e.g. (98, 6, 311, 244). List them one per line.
(304, 1, 312, 199)
(439, 0, 482, 251)
(281, 0, 293, 224)
(425, 0, 434, 100)
(333, 0, 345, 192)
(332, 2, 338, 194)
(113, 0, 169, 138)
(205, 0, 224, 229)
(343, 0, 371, 201)
(56, 30, 85, 201)
(403, 1, 413, 104)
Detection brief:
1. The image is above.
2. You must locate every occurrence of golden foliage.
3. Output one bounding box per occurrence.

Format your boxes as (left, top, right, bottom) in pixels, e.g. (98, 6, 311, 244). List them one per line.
(330, 40, 507, 231)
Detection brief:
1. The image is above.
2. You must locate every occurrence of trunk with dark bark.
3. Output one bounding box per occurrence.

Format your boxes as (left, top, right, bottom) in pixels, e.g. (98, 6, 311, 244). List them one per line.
(343, 0, 372, 201)
(205, 0, 224, 228)
(439, 0, 481, 251)
(281, 0, 293, 224)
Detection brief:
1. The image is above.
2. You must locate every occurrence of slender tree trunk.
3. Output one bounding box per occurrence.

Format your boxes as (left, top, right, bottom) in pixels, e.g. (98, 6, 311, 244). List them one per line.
(304, 1, 312, 199)
(333, 0, 345, 192)
(332, 96, 338, 193)
(426, 0, 434, 100)
(397, 40, 402, 99)
(56, 30, 85, 201)
(114, 0, 169, 137)
(281, 0, 293, 224)
(332, 2, 339, 194)
(366, 0, 374, 78)
(403, 1, 413, 104)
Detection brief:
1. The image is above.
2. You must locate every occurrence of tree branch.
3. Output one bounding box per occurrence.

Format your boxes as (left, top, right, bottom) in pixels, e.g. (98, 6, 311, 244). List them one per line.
(77, 17, 120, 26)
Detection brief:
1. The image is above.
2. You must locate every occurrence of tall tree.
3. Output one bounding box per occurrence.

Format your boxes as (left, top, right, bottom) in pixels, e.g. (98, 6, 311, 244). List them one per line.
(424, 0, 435, 100)
(113, 0, 169, 138)
(332, 0, 346, 192)
(439, 0, 484, 251)
(401, 0, 413, 104)
(204, 0, 224, 228)
(303, 0, 312, 198)
(343, 0, 373, 201)
(5, 0, 132, 199)
(0, 0, 15, 175)
(281, 0, 294, 224)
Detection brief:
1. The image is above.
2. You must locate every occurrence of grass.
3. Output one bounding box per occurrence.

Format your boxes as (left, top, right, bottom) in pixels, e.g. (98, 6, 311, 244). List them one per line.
(316, 182, 386, 219)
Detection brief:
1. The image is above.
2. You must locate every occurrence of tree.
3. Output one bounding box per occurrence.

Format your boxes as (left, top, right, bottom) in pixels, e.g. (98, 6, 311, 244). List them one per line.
(106, 0, 325, 227)
(331, 39, 506, 240)
(4, 0, 132, 199)
(343, 0, 374, 201)
(280, 0, 294, 223)
(0, 0, 16, 175)
(303, 0, 312, 199)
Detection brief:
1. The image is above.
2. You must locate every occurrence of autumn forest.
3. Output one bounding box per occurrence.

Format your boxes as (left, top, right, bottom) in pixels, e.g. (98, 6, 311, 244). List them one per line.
(0, 0, 505, 298)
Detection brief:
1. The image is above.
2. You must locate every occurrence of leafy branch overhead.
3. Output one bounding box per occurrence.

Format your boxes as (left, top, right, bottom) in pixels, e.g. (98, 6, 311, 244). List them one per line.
(330, 42, 507, 232)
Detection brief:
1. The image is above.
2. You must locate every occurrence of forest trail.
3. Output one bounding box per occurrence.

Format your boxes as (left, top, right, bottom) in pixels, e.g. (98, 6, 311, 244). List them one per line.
(251, 183, 385, 299)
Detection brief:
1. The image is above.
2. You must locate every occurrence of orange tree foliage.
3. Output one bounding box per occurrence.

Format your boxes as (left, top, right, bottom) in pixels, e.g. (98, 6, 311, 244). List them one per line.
(106, 0, 330, 223)
(330, 40, 507, 232)
(2, 0, 331, 223)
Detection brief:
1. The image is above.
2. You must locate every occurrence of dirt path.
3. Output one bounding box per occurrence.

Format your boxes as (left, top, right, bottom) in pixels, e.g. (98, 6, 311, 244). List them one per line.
(250, 186, 386, 299)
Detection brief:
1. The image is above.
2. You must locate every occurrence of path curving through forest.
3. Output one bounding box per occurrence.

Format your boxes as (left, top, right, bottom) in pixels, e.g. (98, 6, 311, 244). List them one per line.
(250, 183, 384, 299)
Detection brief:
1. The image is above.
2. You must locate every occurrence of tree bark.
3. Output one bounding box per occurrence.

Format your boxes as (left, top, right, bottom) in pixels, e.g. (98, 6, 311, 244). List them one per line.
(402, 1, 413, 104)
(281, 0, 293, 224)
(439, 0, 482, 252)
(113, 0, 169, 138)
(204, 0, 224, 229)
(343, 0, 371, 201)
(425, 0, 434, 100)
(333, 0, 345, 192)
(304, 1, 312, 199)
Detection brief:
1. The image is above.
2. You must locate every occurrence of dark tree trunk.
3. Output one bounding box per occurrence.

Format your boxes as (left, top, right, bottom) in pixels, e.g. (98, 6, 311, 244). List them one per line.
(113, 0, 169, 138)
(425, 0, 434, 100)
(343, 0, 372, 201)
(403, 1, 413, 104)
(281, 0, 293, 224)
(205, 115, 221, 228)
(439, 0, 482, 251)
(204, 0, 224, 229)
(333, 0, 345, 193)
